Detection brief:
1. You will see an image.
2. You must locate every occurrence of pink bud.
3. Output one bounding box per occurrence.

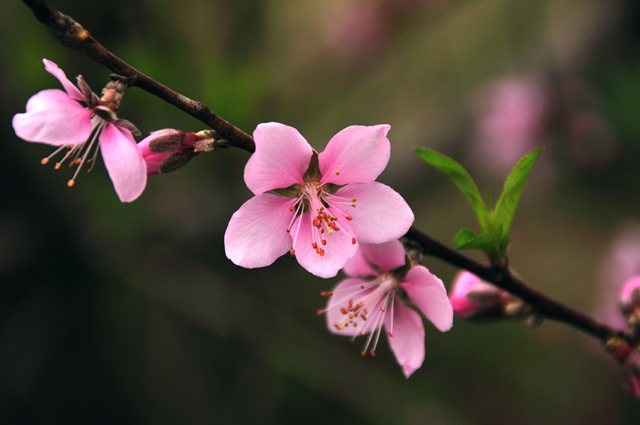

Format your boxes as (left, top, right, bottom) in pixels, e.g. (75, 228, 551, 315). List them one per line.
(138, 130, 176, 175)
(449, 271, 503, 321)
(620, 275, 640, 312)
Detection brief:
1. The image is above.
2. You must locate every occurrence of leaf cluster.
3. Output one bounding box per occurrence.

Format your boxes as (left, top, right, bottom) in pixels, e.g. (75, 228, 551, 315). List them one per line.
(416, 147, 544, 262)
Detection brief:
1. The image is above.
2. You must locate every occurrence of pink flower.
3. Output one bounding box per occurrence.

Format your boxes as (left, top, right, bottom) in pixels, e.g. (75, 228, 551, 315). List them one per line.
(322, 240, 453, 377)
(12, 59, 146, 202)
(224, 123, 414, 278)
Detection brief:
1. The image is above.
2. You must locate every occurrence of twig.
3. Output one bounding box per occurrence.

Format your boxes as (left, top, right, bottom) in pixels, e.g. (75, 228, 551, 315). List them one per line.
(21, 0, 255, 153)
(21, 0, 632, 346)
(405, 227, 631, 344)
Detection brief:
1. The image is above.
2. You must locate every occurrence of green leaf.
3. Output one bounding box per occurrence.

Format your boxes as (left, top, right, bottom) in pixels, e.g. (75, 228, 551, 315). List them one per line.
(492, 147, 544, 250)
(416, 148, 490, 232)
(455, 231, 499, 258)
(454, 228, 478, 249)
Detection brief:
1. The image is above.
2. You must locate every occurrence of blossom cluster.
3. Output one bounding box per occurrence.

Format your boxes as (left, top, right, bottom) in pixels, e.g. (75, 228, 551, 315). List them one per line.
(12, 59, 455, 377)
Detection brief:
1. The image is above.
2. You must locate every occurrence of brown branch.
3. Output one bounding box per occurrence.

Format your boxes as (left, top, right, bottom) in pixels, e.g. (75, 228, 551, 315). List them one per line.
(21, 0, 256, 154)
(22, 0, 632, 347)
(405, 227, 632, 344)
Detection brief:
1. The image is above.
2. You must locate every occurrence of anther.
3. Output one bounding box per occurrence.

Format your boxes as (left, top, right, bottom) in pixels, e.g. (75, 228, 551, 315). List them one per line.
(289, 249, 295, 256)
(289, 205, 294, 211)
(352, 237, 357, 244)
(317, 309, 324, 316)
(54, 163, 62, 170)
(361, 351, 366, 356)
(312, 242, 317, 249)
(286, 228, 291, 233)
(41, 158, 49, 165)
(336, 170, 340, 175)
(320, 291, 333, 297)
(346, 215, 352, 220)
(67, 180, 75, 187)
(321, 239, 326, 245)
(388, 331, 394, 337)
(369, 349, 376, 357)
(351, 198, 356, 202)
(359, 331, 366, 336)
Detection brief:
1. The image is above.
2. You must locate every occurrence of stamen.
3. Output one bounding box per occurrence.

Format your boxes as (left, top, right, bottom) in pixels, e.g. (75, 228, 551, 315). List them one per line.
(41, 145, 68, 165)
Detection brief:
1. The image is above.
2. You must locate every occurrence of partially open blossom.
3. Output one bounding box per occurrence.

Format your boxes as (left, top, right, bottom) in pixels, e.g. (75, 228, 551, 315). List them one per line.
(450, 271, 531, 323)
(12, 59, 146, 202)
(322, 240, 453, 377)
(138, 129, 218, 175)
(224, 122, 414, 278)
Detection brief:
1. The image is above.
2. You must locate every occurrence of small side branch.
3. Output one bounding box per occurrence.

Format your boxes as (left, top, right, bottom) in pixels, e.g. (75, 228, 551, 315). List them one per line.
(405, 227, 631, 344)
(21, 0, 256, 153)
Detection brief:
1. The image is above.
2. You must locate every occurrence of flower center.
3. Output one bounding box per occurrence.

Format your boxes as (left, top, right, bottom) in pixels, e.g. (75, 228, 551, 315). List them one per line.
(40, 116, 106, 187)
(322, 274, 399, 356)
(287, 181, 357, 257)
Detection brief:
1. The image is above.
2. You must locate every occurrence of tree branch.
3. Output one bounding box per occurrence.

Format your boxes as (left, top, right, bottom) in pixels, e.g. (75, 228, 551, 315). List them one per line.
(405, 227, 631, 344)
(22, 0, 632, 347)
(21, 0, 256, 153)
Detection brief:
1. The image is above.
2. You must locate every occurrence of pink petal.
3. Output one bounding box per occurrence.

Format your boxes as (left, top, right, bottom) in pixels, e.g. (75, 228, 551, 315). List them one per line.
(325, 278, 375, 337)
(138, 136, 170, 175)
(43, 59, 85, 102)
(319, 124, 390, 185)
(244, 123, 313, 195)
(224, 193, 295, 268)
(384, 298, 425, 378)
(621, 275, 640, 304)
(342, 246, 378, 278)
(359, 240, 406, 273)
(333, 182, 414, 244)
(290, 207, 358, 278)
(12, 89, 93, 146)
(449, 271, 500, 318)
(100, 123, 147, 202)
(401, 266, 453, 332)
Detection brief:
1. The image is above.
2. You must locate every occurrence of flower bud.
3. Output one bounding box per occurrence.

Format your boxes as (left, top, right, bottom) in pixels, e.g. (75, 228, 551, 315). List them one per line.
(138, 129, 219, 175)
(449, 271, 531, 323)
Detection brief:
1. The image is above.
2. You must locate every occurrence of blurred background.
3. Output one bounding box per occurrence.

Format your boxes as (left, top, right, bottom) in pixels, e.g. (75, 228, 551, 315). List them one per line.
(1, 0, 640, 423)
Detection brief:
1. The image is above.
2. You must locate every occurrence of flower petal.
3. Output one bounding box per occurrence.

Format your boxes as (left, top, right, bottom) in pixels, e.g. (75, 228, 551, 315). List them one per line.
(385, 298, 425, 378)
(12, 89, 93, 146)
(290, 207, 358, 278)
(359, 240, 406, 273)
(100, 123, 147, 202)
(449, 271, 500, 318)
(333, 182, 414, 244)
(325, 278, 375, 337)
(43, 59, 85, 102)
(342, 246, 378, 278)
(319, 124, 390, 185)
(401, 266, 453, 332)
(244, 123, 313, 195)
(225, 193, 295, 268)
(138, 135, 171, 175)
